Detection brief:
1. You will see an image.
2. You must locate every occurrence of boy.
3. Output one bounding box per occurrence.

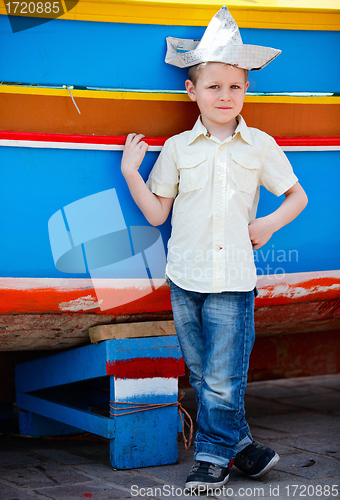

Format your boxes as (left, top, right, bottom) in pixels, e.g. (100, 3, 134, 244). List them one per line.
(121, 7, 307, 492)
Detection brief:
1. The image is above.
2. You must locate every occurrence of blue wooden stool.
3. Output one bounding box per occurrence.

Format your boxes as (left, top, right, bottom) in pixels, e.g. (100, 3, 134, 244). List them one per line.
(15, 333, 185, 469)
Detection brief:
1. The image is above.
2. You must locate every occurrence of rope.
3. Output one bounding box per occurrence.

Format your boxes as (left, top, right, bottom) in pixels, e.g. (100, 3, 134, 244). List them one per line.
(63, 85, 81, 114)
(109, 392, 193, 450)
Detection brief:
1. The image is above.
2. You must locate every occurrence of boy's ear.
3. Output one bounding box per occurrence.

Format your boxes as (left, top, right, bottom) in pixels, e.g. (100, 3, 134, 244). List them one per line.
(245, 80, 250, 93)
(185, 79, 197, 102)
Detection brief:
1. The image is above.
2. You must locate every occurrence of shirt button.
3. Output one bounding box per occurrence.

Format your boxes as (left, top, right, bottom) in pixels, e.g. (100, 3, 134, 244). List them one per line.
(245, 160, 249, 165)
(187, 160, 191, 165)
(217, 212, 221, 217)
(218, 146, 223, 151)
(218, 178, 222, 183)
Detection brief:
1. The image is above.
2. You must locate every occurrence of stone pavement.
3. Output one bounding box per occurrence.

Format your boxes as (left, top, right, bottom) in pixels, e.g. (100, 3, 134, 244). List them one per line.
(0, 374, 339, 500)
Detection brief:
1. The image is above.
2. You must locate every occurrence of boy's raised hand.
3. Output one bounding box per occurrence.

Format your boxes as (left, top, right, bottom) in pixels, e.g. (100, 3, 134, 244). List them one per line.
(120, 133, 174, 226)
(121, 133, 149, 178)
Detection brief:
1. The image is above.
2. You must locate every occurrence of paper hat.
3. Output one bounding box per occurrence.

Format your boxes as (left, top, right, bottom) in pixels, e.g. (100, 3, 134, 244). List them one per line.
(165, 6, 281, 71)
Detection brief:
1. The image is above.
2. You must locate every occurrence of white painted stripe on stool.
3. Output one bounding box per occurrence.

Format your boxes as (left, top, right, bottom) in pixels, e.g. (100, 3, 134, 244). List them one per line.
(114, 377, 178, 400)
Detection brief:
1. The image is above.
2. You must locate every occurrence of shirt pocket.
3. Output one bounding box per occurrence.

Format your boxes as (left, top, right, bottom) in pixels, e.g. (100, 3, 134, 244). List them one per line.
(177, 152, 208, 193)
(230, 152, 260, 193)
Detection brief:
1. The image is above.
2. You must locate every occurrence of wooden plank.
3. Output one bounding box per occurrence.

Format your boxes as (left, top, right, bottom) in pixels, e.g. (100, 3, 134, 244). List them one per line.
(89, 321, 176, 343)
(0, 313, 115, 351)
(18, 411, 83, 436)
(16, 392, 115, 439)
(15, 342, 108, 392)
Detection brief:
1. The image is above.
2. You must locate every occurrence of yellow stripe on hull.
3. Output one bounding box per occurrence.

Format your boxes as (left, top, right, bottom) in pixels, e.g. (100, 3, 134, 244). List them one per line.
(0, 0, 339, 30)
(0, 85, 339, 105)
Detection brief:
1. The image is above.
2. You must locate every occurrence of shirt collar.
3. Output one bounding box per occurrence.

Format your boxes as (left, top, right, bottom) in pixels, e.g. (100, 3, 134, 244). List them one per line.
(235, 115, 253, 146)
(187, 114, 253, 147)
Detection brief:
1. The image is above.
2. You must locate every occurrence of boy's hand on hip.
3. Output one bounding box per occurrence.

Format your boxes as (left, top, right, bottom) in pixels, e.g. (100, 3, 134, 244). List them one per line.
(121, 133, 149, 178)
(248, 217, 275, 250)
(249, 182, 308, 250)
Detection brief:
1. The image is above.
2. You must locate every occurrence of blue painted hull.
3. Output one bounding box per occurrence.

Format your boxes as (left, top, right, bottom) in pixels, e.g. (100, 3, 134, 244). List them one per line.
(0, 14, 339, 93)
(0, 145, 339, 278)
(0, 7, 339, 352)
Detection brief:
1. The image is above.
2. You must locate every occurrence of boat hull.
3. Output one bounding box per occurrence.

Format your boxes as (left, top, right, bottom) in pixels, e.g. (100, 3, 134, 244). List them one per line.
(0, 2, 339, 401)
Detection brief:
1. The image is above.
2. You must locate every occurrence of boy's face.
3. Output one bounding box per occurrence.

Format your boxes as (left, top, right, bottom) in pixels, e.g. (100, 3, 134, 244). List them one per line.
(185, 63, 249, 134)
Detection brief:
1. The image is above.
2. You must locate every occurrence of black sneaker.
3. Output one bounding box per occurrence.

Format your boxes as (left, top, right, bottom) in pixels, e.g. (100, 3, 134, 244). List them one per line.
(234, 441, 280, 478)
(185, 460, 232, 492)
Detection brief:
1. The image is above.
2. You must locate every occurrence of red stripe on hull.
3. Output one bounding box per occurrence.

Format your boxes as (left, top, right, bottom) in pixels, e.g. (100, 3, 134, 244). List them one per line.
(106, 357, 186, 379)
(0, 130, 339, 147)
(256, 276, 340, 307)
(275, 137, 340, 147)
(0, 130, 167, 147)
(1, 274, 339, 315)
(0, 285, 172, 315)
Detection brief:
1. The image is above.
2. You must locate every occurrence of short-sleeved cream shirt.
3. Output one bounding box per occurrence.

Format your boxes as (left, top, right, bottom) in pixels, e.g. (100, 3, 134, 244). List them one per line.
(146, 115, 298, 293)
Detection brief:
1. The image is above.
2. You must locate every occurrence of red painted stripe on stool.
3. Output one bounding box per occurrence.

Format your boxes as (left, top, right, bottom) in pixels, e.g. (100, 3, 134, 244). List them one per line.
(106, 357, 186, 378)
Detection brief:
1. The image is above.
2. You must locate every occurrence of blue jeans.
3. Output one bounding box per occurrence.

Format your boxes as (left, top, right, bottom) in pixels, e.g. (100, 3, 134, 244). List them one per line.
(170, 279, 255, 467)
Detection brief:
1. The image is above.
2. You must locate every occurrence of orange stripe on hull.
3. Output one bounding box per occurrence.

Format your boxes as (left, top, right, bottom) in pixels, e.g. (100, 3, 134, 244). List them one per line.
(1, 94, 339, 138)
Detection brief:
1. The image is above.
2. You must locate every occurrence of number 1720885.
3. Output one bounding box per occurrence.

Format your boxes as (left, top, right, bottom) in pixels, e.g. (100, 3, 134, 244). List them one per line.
(285, 484, 339, 497)
(5, 2, 60, 15)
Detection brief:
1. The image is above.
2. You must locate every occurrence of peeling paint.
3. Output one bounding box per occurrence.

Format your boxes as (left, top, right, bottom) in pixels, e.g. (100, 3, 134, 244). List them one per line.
(259, 282, 340, 300)
(0, 271, 339, 350)
(58, 295, 101, 312)
(0, 277, 93, 291)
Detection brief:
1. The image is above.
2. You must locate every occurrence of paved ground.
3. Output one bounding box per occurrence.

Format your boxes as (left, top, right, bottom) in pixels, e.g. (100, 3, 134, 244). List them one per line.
(0, 374, 339, 500)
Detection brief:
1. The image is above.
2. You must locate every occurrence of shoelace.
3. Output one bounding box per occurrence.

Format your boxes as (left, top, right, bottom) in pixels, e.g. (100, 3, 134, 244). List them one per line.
(191, 461, 223, 477)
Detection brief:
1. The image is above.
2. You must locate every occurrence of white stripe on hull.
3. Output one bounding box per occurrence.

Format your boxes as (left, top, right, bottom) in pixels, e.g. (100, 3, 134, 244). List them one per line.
(1, 139, 339, 152)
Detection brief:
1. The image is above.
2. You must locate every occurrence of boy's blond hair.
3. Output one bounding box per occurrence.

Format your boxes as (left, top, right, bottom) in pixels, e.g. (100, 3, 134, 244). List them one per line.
(188, 62, 249, 86)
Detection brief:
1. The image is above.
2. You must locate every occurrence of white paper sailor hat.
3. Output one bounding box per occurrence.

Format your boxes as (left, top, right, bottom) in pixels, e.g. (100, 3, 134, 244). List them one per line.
(165, 6, 281, 71)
